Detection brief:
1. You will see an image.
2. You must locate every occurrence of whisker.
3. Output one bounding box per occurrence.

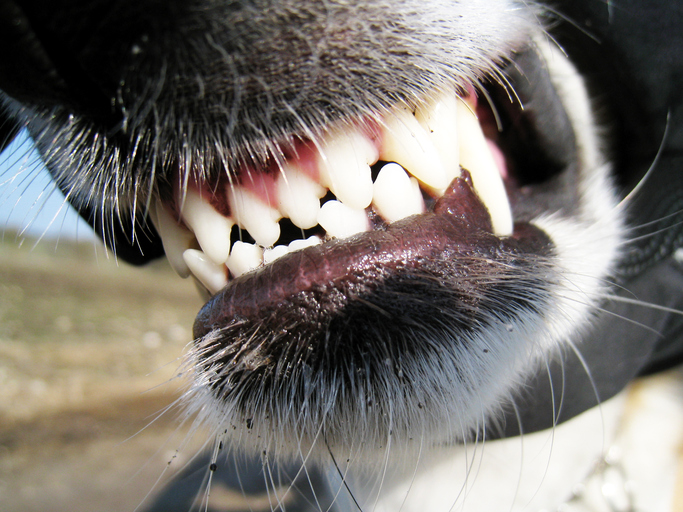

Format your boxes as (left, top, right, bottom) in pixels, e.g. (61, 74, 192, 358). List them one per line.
(616, 110, 671, 210)
(619, 206, 683, 235)
(564, 339, 607, 446)
(621, 217, 683, 246)
(541, 6, 603, 44)
(597, 294, 683, 318)
(324, 435, 364, 512)
(556, 290, 664, 338)
(518, 355, 564, 509)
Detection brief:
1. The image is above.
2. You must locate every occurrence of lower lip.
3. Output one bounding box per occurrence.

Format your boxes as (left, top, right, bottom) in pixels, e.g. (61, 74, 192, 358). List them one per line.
(192, 172, 549, 339)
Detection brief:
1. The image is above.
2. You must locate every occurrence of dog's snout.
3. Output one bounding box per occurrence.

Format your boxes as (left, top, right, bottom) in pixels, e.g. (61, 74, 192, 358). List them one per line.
(1, 1, 537, 150)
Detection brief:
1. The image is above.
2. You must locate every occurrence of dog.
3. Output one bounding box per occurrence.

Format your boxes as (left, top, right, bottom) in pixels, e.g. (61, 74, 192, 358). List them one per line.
(2, 1, 683, 510)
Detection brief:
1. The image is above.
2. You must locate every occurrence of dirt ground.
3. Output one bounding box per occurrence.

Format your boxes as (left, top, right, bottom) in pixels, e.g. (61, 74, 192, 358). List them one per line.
(0, 235, 211, 512)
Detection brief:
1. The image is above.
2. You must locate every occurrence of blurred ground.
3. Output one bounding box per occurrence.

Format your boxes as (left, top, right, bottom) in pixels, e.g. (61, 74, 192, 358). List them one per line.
(0, 235, 208, 512)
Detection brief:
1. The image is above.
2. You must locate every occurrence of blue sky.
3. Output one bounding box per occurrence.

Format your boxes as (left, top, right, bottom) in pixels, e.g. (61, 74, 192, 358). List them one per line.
(0, 130, 96, 243)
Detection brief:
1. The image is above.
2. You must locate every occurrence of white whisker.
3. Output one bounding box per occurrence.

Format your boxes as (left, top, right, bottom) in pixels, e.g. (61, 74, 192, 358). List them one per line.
(616, 110, 671, 211)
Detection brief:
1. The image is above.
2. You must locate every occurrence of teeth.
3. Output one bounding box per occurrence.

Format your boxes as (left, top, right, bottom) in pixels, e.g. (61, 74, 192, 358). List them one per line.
(317, 129, 378, 210)
(153, 89, 515, 291)
(380, 106, 451, 191)
(318, 200, 370, 239)
(228, 186, 281, 247)
(150, 201, 195, 278)
(263, 245, 289, 265)
(277, 162, 326, 229)
(415, 92, 461, 193)
(456, 99, 513, 236)
(182, 249, 228, 295)
(263, 236, 322, 265)
(180, 188, 234, 265)
(288, 235, 321, 252)
(372, 163, 425, 222)
(227, 241, 263, 278)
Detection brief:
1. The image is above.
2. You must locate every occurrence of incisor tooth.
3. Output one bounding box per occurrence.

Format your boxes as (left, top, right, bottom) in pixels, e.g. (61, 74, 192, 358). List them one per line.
(277, 162, 326, 229)
(373, 163, 425, 223)
(180, 188, 233, 265)
(456, 99, 513, 236)
(415, 92, 460, 192)
(227, 241, 263, 278)
(380, 107, 450, 191)
(262, 236, 322, 266)
(150, 201, 195, 278)
(183, 249, 228, 295)
(288, 235, 321, 252)
(228, 186, 281, 247)
(317, 129, 377, 210)
(263, 245, 289, 265)
(318, 200, 369, 239)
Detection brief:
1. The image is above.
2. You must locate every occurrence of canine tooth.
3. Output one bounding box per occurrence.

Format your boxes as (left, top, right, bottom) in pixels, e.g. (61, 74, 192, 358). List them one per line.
(151, 201, 195, 278)
(318, 200, 369, 239)
(415, 92, 461, 190)
(180, 188, 233, 265)
(317, 130, 377, 210)
(263, 245, 289, 264)
(227, 241, 263, 278)
(372, 163, 425, 222)
(380, 107, 450, 191)
(228, 186, 281, 247)
(288, 235, 321, 252)
(456, 99, 513, 236)
(182, 249, 228, 295)
(277, 162, 326, 229)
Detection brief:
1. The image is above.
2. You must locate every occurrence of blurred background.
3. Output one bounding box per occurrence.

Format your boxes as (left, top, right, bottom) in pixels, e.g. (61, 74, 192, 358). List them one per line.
(0, 131, 209, 512)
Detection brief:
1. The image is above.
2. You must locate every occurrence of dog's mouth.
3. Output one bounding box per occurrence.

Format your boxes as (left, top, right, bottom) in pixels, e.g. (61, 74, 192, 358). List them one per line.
(157, 89, 514, 295)
(143, 44, 587, 449)
(148, 46, 574, 329)
(182, 81, 547, 318)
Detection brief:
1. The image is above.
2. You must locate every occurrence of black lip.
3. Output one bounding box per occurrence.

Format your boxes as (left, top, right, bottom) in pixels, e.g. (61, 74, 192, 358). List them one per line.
(492, 48, 577, 185)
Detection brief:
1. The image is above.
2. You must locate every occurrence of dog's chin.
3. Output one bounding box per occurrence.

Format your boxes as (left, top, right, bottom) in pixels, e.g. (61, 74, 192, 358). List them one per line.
(165, 41, 623, 463)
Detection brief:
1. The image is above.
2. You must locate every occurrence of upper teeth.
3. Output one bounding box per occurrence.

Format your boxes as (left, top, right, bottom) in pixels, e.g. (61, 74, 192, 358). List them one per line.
(372, 163, 425, 223)
(380, 102, 455, 192)
(455, 98, 513, 235)
(180, 188, 233, 264)
(276, 162, 326, 229)
(317, 128, 378, 210)
(414, 92, 461, 194)
(228, 185, 282, 248)
(150, 90, 514, 295)
(150, 201, 195, 278)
